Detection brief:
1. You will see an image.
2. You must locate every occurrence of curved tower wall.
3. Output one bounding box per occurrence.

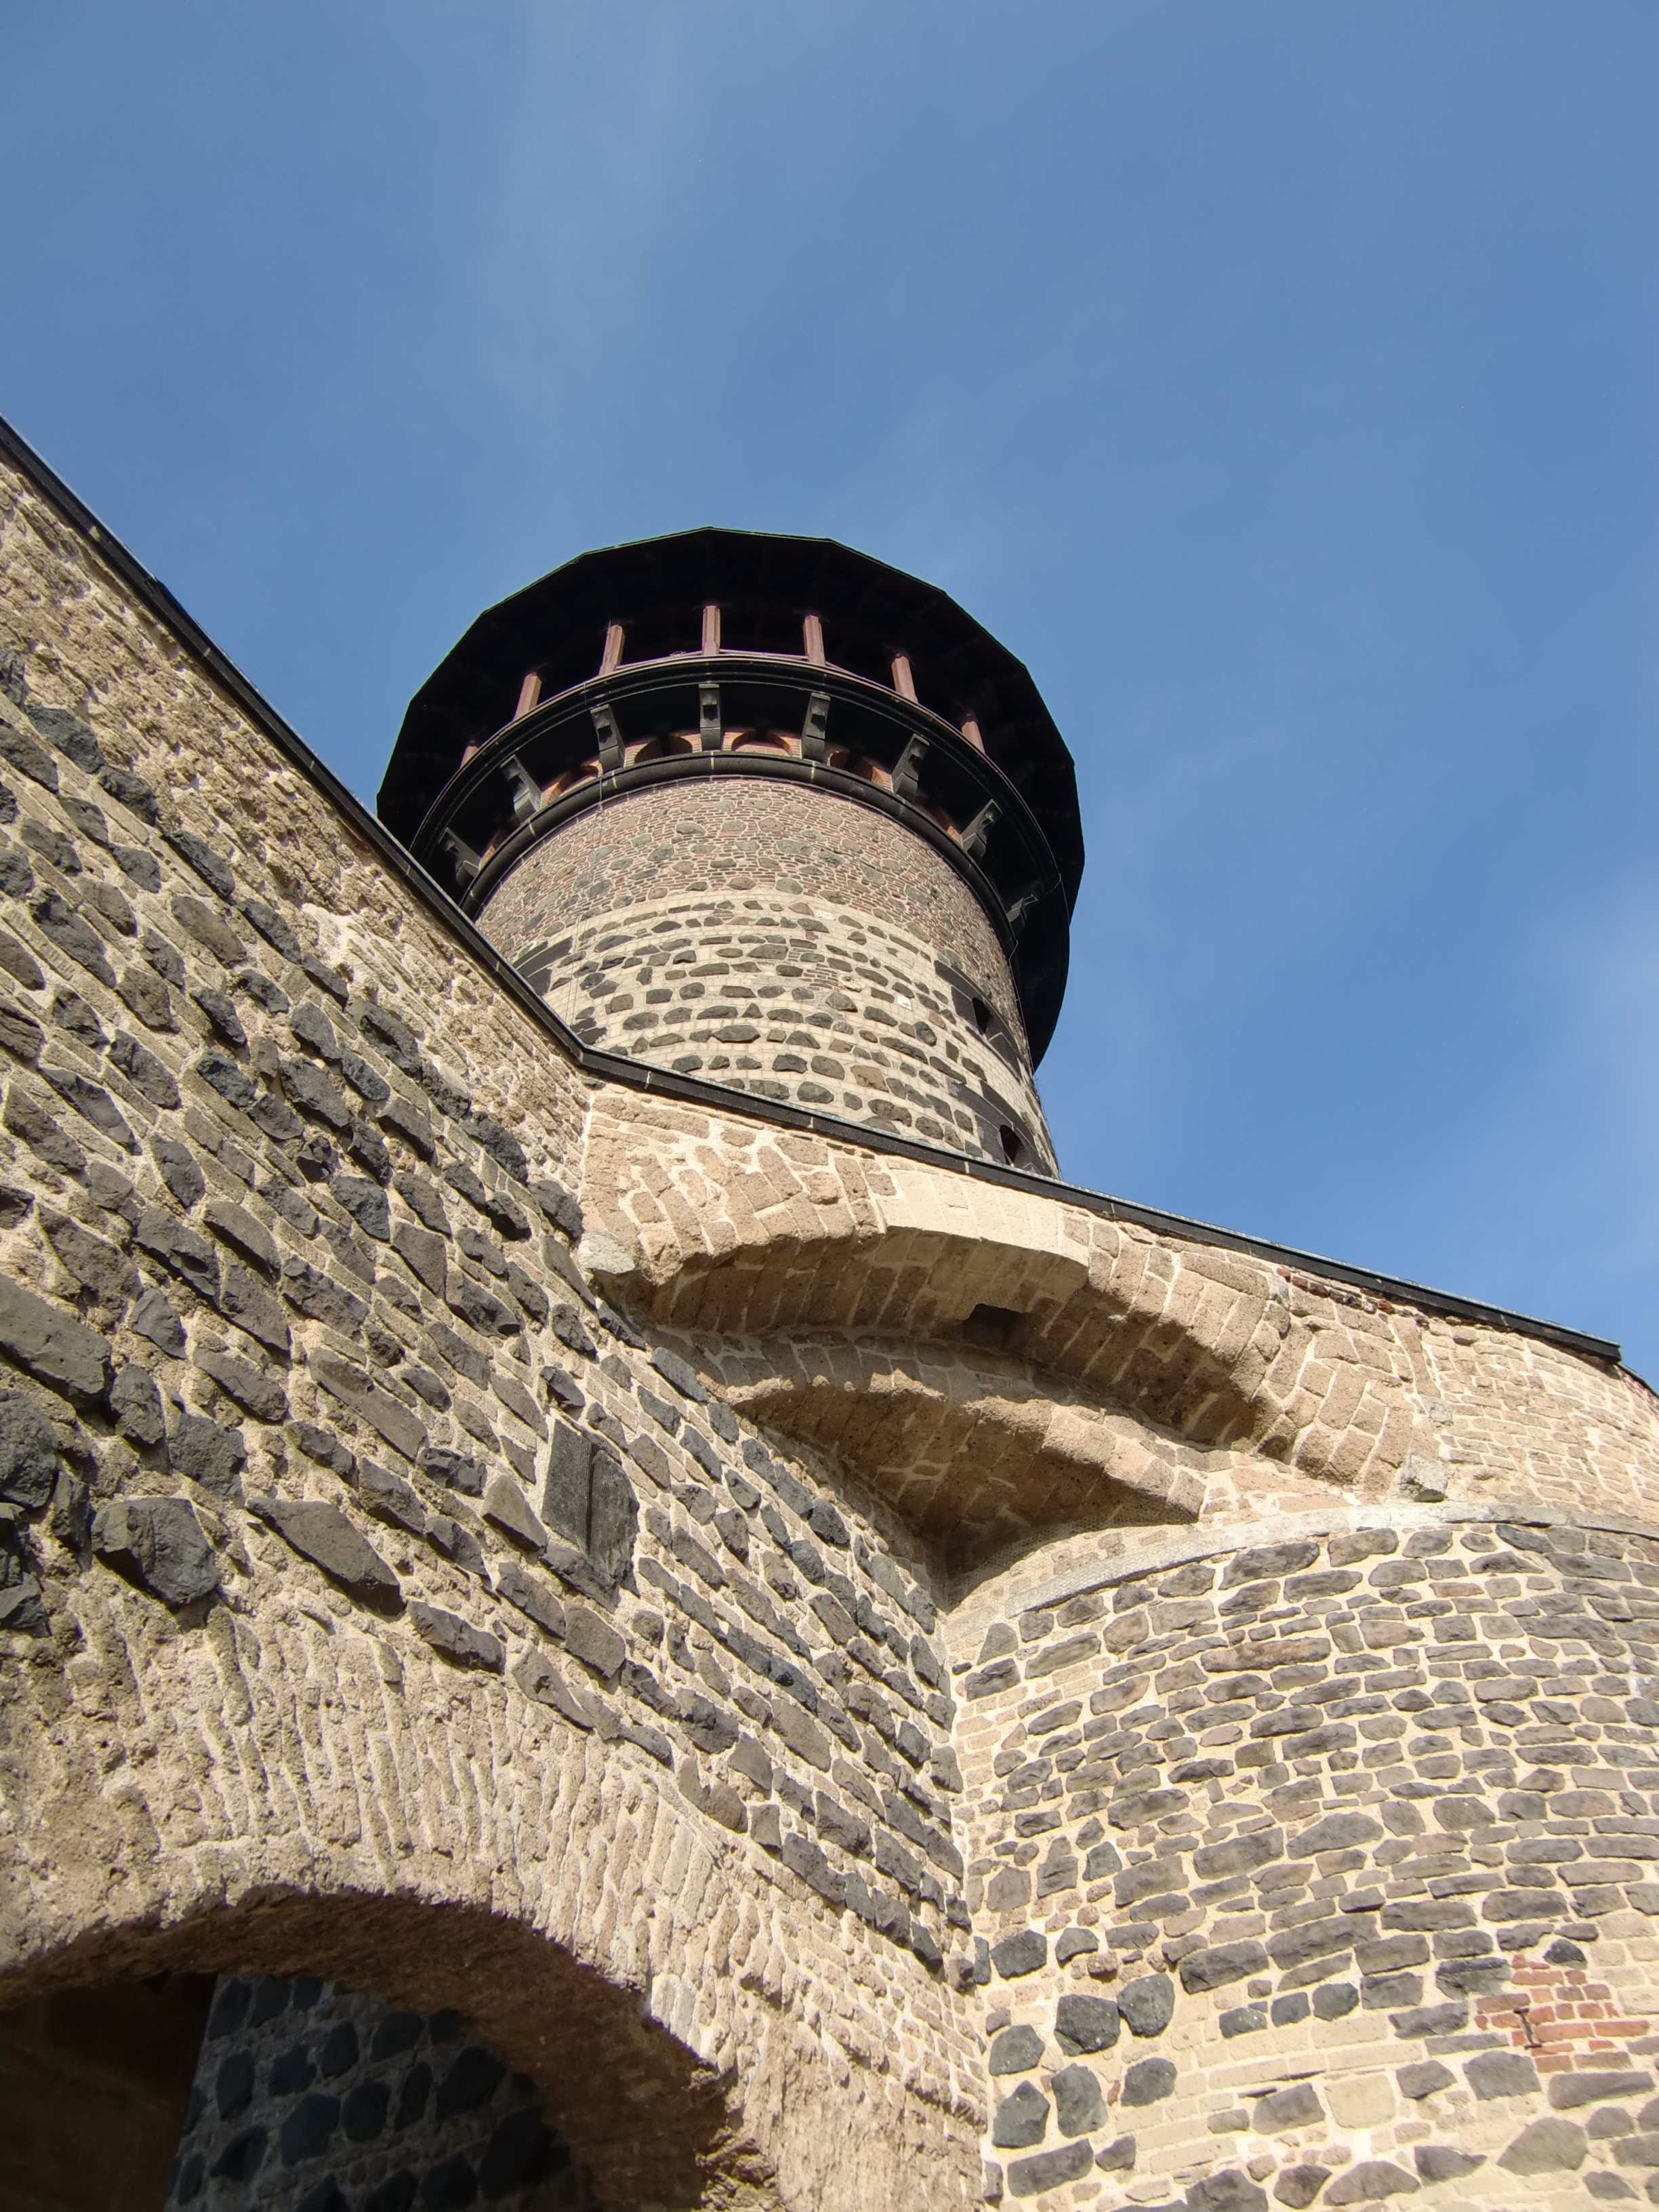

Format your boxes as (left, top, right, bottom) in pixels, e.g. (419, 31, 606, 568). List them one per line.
(951, 1507, 1659, 2209)
(478, 779, 1057, 1170)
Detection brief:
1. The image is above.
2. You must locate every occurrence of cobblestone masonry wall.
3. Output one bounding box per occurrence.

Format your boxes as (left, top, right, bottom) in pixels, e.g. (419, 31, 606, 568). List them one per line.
(0, 454, 985, 2211)
(9, 436, 1659, 2212)
(949, 1507, 1659, 2209)
(476, 782, 1058, 1170)
(167, 1973, 600, 2212)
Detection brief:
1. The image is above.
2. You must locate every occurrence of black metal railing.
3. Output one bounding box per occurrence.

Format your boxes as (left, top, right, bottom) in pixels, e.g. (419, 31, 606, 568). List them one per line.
(408, 655, 1073, 1060)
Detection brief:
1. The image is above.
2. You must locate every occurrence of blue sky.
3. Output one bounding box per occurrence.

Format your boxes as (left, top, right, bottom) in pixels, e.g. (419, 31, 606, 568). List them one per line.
(5, 5, 1658, 1371)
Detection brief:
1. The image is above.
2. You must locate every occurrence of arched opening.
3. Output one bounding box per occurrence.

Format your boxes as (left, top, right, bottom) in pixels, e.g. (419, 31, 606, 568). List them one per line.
(0, 1897, 733, 2212)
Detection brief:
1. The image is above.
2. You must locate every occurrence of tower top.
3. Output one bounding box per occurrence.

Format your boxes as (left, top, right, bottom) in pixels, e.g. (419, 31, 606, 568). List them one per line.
(379, 528, 1084, 1062)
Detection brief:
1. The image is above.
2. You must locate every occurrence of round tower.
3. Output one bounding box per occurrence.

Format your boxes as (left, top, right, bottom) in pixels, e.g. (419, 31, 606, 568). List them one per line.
(378, 529, 1084, 1172)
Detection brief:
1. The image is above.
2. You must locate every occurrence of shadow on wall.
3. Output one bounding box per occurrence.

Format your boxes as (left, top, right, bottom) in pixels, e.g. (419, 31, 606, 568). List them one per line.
(0, 1897, 731, 2212)
(165, 1975, 600, 2212)
(0, 1973, 215, 2212)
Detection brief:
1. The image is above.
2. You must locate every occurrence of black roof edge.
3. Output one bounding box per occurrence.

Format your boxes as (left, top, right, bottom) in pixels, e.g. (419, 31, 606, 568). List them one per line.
(381, 522, 1086, 876)
(0, 407, 1624, 1372)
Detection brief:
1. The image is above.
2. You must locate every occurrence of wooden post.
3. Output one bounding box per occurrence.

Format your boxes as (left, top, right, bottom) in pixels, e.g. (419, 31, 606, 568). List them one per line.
(802, 613, 826, 664)
(600, 623, 624, 675)
(960, 715, 985, 754)
(513, 671, 542, 721)
(891, 654, 918, 701)
(702, 604, 721, 655)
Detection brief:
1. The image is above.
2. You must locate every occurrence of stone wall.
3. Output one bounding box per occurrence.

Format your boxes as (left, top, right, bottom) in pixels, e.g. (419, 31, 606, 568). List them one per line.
(476, 781, 1057, 1170)
(7, 419, 1659, 2212)
(167, 1975, 598, 2212)
(0, 447, 985, 2212)
(949, 1506, 1659, 2206)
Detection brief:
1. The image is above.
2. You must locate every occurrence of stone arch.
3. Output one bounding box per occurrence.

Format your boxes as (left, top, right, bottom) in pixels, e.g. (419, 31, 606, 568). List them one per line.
(1, 1892, 734, 2210)
(1, 1547, 959, 2212)
(580, 1113, 1297, 1464)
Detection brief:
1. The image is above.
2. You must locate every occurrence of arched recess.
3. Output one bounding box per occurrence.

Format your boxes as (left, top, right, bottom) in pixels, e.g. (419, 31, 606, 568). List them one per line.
(678, 1328, 1209, 1578)
(0, 1895, 735, 2211)
(0, 1576, 981, 2212)
(579, 1118, 1301, 1462)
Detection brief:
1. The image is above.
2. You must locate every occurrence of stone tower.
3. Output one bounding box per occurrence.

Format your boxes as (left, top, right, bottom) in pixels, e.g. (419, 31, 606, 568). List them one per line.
(4, 420, 1659, 2212)
(377, 529, 1081, 1174)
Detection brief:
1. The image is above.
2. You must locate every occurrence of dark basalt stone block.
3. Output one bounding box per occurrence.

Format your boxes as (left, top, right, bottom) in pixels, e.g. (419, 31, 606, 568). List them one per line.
(340, 1050, 390, 1104)
(360, 1002, 422, 1073)
(0, 720, 58, 789)
(1271, 2168, 1332, 2210)
(1179, 1942, 1269, 1996)
(98, 764, 159, 823)
(301, 955, 348, 1005)
(0, 928, 43, 991)
(331, 1172, 390, 1240)
(0, 1390, 60, 1506)
(197, 1048, 257, 1113)
(0, 1275, 110, 1401)
(198, 1349, 286, 1425)
(281, 1057, 352, 1130)
(131, 1284, 186, 1356)
(278, 2091, 340, 2167)
(169, 1412, 246, 1498)
(237, 967, 289, 1015)
(291, 1420, 354, 1477)
(215, 2049, 254, 2118)
(108, 1363, 166, 1449)
(1324, 2160, 1423, 2203)
(27, 705, 104, 773)
(194, 987, 247, 1046)
(241, 895, 303, 962)
(106, 1030, 178, 1107)
(115, 844, 161, 890)
(281, 1258, 367, 1332)
(1051, 2062, 1105, 2137)
(345, 1118, 391, 1183)
(447, 1275, 519, 1336)
(20, 819, 80, 875)
(1189, 2173, 1267, 2212)
(991, 1929, 1047, 1980)
(781, 1829, 845, 1907)
(94, 1495, 219, 1607)
(992, 2080, 1049, 2149)
(1414, 2144, 1483, 2183)
(1006, 2140, 1092, 2198)
(1255, 2083, 1322, 2132)
(989, 2024, 1044, 2075)
(210, 2128, 266, 2184)
(1121, 2056, 1176, 2107)
(1467, 2049, 1540, 2100)
(291, 1000, 341, 1061)
(1118, 1973, 1174, 2039)
(152, 1135, 206, 1210)
(409, 1601, 503, 1671)
(167, 829, 237, 901)
(43, 1065, 135, 1149)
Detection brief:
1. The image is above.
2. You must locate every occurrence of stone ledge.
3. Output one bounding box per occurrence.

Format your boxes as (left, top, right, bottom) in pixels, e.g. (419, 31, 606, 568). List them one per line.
(962, 1496, 1659, 1630)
